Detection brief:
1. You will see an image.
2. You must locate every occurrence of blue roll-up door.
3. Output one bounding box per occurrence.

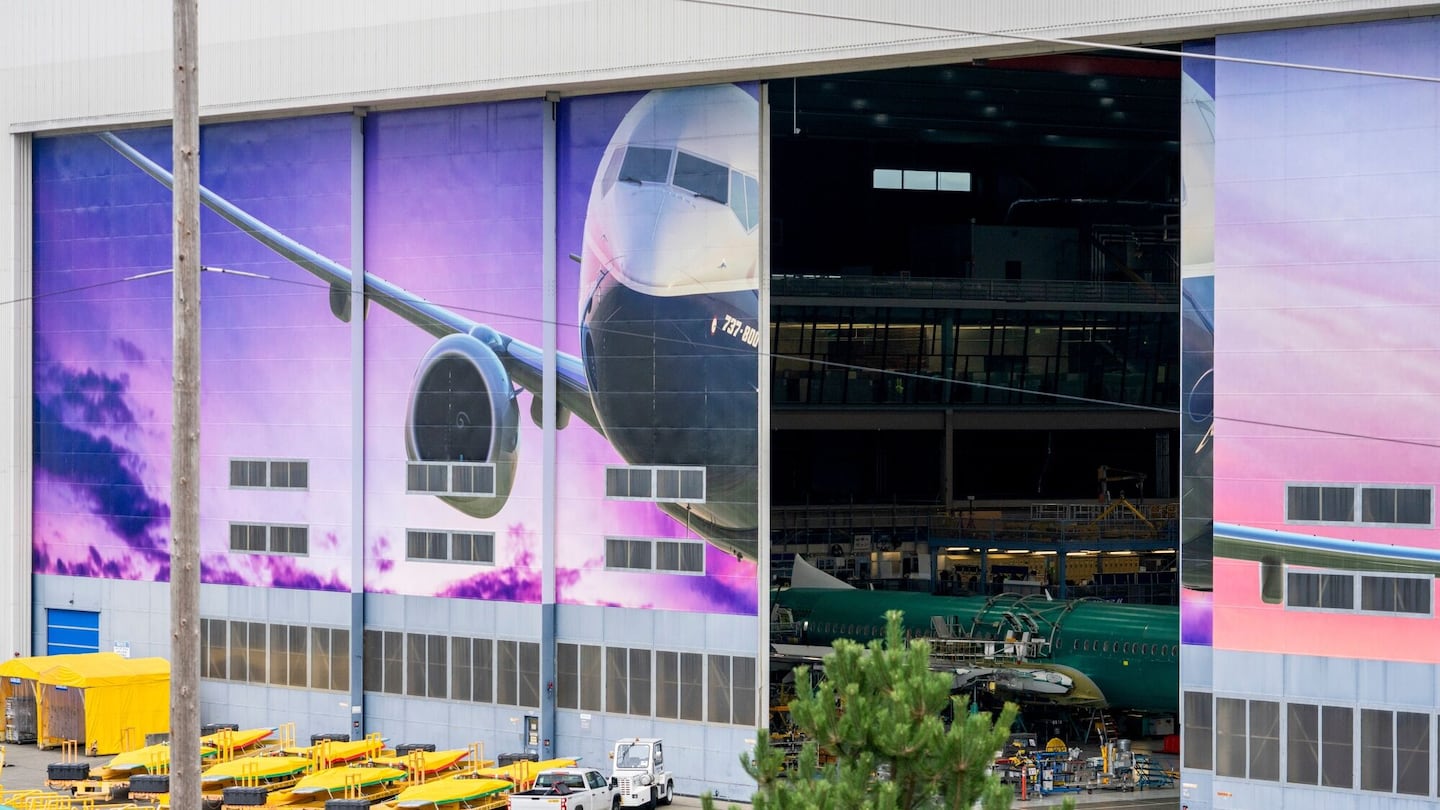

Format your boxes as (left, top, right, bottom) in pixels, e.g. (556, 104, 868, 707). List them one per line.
(46, 608, 100, 655)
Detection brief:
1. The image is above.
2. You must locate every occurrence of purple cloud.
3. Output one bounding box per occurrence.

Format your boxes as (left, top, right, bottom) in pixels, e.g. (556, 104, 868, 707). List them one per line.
(34, 545, 169, 582)
(32, 357, 170, 558)
(436, 543, 540, 602)
(436, 568, 541, 601)
(201, 553, 348, 592)
(1181, 589, 1213, 646)
(677, 574, 755, 615)
(369, 535, 396, 574)
(113, 338, 147, 363)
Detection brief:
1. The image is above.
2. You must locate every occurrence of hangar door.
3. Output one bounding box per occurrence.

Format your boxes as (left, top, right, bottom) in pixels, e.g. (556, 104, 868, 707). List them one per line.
(45, 609, 99, 656)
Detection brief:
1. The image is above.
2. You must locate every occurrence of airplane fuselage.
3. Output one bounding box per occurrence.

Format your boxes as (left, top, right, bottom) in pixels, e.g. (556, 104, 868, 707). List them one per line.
(775, 587, 1180, 714)
(576, 85, 762, 544)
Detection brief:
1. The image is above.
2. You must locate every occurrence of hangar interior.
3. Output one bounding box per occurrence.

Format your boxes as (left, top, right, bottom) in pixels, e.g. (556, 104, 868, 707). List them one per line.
(767, 52, 1185, 605)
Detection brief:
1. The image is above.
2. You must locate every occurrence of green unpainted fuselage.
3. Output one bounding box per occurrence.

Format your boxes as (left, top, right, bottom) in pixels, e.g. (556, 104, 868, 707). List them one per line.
(774, 588, 1178, 714)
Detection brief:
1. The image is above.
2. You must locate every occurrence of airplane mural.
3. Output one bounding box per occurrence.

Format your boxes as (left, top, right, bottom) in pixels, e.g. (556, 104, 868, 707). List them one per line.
(96, 84, 762, 563)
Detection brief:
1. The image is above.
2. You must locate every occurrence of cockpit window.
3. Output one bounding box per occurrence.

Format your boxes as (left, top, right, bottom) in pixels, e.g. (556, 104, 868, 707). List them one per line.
(729, 171, 760, 231)
(618, 146, 673, 184)
(601, 147, 625, 196)
(673, 152, 729, 203)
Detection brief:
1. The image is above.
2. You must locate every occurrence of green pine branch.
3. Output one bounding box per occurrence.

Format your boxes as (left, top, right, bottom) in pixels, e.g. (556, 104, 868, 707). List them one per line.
(704, 610, 1074, 810)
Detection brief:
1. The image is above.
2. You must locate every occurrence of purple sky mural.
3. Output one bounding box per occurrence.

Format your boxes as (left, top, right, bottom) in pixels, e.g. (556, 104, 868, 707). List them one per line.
(34, 116, 354, 589)
(36, 89, 757, 614)
(1210, 18, 1440, 658)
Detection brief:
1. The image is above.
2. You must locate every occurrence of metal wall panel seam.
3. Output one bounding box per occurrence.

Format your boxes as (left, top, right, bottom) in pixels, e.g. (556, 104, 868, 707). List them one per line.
(7, 133, 35, 659)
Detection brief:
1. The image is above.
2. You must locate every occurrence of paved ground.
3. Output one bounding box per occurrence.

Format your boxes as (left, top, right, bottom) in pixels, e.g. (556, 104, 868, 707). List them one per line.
(1, 741, 1180, 809)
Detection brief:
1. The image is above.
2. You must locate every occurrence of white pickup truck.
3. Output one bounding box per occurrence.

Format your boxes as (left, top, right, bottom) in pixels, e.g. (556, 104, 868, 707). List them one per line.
(507, 767, 620, 810)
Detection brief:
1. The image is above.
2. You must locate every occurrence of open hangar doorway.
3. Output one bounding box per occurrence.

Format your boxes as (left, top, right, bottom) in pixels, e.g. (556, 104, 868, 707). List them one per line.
(763, 50, 1187, 752)
(766, 50, 1184, 588)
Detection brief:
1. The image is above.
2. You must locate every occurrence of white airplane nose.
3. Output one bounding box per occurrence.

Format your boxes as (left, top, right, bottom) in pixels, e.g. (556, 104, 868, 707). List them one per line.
(601, 185, 746, 296)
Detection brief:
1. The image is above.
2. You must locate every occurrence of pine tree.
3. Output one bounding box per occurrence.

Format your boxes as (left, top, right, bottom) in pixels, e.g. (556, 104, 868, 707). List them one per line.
(707, 610, 1046, 810)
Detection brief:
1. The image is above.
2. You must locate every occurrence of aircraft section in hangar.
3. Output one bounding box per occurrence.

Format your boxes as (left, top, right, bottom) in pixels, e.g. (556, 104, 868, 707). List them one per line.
(765, 52, 1185, 797)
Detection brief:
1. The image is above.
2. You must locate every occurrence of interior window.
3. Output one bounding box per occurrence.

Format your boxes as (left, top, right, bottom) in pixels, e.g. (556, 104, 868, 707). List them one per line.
(618, 146, 672, 184)
(674, 152, 729, 202)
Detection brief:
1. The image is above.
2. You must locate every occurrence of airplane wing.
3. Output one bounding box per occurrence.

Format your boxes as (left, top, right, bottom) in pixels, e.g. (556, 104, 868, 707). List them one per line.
(1214, 521, 1440, 576)
(772, 640, 1106, 706)
(97, 132, 598, 432)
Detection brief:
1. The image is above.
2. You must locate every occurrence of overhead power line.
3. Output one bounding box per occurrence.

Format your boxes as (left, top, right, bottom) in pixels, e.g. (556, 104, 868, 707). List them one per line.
(16, 269, 1440, 451)
(678, 0, 1440, 84)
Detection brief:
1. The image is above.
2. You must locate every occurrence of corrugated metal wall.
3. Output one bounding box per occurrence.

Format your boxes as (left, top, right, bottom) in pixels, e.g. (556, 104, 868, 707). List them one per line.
(4, 0, 1437, 130)
(1, 0, 1437, 681)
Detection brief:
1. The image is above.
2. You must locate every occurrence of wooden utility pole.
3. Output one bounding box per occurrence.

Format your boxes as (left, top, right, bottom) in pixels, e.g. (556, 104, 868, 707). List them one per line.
(170, 0, 201, 808)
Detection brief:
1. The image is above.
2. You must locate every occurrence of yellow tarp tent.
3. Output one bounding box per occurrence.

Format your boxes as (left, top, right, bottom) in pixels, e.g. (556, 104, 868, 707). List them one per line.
(0, 653, 125, 743)
(35, 656, 170, 755)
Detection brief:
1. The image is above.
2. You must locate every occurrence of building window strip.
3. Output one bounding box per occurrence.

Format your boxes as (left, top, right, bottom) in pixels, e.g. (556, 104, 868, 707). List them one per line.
(229, 523, 309, 556)
(1396, 711, 1428, 797)
(605, 465, 705, 503)
(605, 537, 705, 575)
(406, 462, 496, 496)
(1320, 705, 1354, 789)
(205, 623, 339, 693)
(406, 529, 496, 564)
(1183, 691, 1213, 771)
(229, 458, 308, 490)
(1286, 483, 1432, 527)
(1285, 569, 1432, 617)
(1287, 703, 1319, 785)
(207, 619, 341, 691)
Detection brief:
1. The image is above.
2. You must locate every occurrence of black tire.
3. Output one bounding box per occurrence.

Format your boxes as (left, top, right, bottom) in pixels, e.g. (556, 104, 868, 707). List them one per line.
(47, 762, 90, 781)
(648, 787, 658, 810)
(659, 781, 673, 806)
(310, 732, 351, 745)
(129, 774, 170, 795)
(394, 743, 436, 755)
(222, 786, 271, 807)
(325, 799, 374, 810)
(611, 798, 621, 810)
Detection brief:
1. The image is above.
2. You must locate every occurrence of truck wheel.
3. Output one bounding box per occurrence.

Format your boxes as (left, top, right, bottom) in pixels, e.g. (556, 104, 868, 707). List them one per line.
(648, 787, 658, 809)
(659, 781, 673, 806)
(611, 798, 621, 810)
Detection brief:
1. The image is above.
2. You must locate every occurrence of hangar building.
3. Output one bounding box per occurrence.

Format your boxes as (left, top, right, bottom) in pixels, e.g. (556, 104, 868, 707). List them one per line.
(3, 3, 1439, 806)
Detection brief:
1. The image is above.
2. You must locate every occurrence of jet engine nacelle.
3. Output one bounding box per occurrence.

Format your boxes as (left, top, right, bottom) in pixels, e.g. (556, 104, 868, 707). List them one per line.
(405, 333, 519, 519)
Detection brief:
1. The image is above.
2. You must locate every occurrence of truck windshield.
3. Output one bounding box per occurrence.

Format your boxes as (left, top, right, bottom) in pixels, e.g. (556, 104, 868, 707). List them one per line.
(615, 744, 649, 769)
(534, 774, 586, 789)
